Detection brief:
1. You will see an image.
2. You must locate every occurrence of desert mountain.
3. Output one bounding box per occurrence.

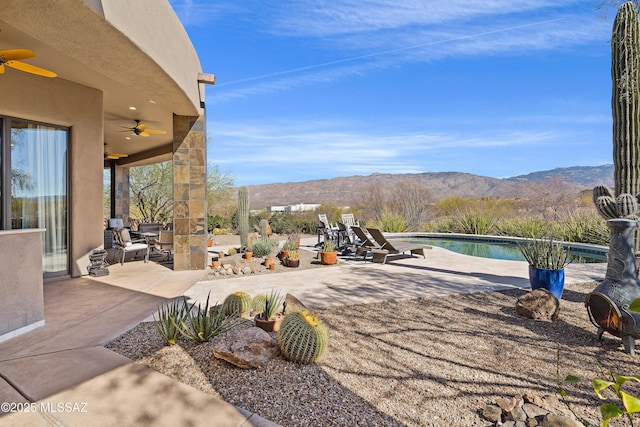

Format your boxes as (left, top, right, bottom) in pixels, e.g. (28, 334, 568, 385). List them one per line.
(244, 165, 614, 210)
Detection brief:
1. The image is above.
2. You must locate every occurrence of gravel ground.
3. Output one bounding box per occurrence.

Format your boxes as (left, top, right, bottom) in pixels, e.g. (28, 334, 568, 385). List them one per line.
(106, 278, 640, 427)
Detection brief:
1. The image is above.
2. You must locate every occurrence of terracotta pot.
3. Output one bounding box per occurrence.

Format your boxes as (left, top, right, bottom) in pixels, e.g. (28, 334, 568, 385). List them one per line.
(280, 250, 290, 260)
(268, 263, 275, 271)
(254, 313, 282, 332)
(264, 257, 276, 268)
(245, 251, 253, 261)
(207, 239, 213, 247)
(212, 260, 219, 268)
(219, 252, 225, 259)
(286, 258, 300, 268)
(320, 251, 337, 265)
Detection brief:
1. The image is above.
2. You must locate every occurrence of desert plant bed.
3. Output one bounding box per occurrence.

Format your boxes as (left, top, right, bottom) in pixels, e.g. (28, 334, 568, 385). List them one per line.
(106, 280, 640, 427)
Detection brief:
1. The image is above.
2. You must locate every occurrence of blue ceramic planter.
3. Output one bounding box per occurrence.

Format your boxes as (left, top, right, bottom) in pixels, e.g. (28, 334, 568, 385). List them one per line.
(528, 266, 565, 300)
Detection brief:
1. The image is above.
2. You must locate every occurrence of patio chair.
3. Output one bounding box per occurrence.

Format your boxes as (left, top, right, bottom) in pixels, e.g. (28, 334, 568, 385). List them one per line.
(317, 214, 337, 247)
(112, 228, 149, 265)
(155, 230, 174, 261)
(366, 228, 432, 264)
(341, 213, 359, 242)
(350, 226, 382, 260)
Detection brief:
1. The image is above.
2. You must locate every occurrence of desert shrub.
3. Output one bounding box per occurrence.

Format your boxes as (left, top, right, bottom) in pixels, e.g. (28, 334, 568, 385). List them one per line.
(378, 210, 408, 232)
(453, 209, 496, 235)
(269, 213, 297, 234)
(435, 196, 478, 216)
(495, 218, 550, 238)
(208, 214, 231, 232)
(553, 211, 609, 245)
(294, 219, 318, 234)
(422, 217, 456, 232)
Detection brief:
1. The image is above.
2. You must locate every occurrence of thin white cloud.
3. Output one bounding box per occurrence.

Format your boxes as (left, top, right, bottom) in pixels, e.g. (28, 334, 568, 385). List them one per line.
(209, 11, 608, 103)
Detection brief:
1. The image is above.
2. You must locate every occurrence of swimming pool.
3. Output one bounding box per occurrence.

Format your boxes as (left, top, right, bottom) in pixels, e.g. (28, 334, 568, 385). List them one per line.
(390, 234, 607, 264)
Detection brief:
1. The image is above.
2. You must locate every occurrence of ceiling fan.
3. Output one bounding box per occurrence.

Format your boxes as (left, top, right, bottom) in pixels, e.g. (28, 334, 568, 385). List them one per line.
(120, 120, 167, 137)
(0, 49, 57, 78)
(104, 143, 128, 160)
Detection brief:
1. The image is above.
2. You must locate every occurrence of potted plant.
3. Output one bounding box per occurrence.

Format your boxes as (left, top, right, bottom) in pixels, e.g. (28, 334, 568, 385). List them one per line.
(280, 238, 298, 260)
(518, 237, 571, 300)
(320, 240, 338, 265)
(207, 232, 214, 247)
(244, 236, 254, 261)
(254, 289, 284, 332)
(284, 249, 300, 267)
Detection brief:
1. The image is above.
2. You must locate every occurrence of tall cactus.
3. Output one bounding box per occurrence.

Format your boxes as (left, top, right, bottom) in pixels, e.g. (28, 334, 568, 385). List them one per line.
(594, 2, 640, 253)
(612, 2, 640, 199)
(238, 186, 249, 248)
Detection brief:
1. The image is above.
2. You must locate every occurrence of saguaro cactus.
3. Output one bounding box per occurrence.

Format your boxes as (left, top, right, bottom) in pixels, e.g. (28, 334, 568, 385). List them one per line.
(594, 2, 640, 253)
(612, 2, 640, 199)
(238, 186, 249, 248)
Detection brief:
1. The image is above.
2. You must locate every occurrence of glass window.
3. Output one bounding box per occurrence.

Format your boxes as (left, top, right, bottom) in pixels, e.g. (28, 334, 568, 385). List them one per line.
(10, 120, 68, 276)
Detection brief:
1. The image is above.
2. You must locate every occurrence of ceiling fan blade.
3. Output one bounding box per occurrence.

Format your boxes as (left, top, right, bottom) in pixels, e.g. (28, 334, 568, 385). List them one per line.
(0, 49, 35, 61)
(136, 123, 147, 131)
(145, 129, 167, 135)
(0, 64, 4, 74)
(6, 61, 57, 78)
(106, 153, 128, 159)
(139, 131, 150, 137)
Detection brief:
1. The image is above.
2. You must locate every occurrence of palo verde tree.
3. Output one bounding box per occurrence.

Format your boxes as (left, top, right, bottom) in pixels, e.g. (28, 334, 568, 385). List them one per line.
(207, 163, 236, 218)
(129, 161, 173, 223)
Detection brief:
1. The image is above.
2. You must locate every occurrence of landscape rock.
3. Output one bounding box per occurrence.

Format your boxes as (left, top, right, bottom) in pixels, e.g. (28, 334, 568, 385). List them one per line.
(485, 394, 583, 427)
(284, 293, 308, 314)
(516, 289, 560, 321)
(497, 395, 523, 413)
(213, 326, 279, 369)
(541, 413, 584, 427)
(482, 404, 502, 423)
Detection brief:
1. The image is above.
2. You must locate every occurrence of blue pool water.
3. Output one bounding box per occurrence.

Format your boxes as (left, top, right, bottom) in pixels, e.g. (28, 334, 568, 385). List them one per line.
(396, 237, 607, 264)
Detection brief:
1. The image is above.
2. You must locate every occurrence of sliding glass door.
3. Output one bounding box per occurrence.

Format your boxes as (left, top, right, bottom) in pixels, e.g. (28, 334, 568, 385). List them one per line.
(7, 119, 69, 276)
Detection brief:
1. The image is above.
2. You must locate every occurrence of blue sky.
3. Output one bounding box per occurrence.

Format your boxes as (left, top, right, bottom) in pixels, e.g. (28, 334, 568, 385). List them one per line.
(169, 0, 615, 186)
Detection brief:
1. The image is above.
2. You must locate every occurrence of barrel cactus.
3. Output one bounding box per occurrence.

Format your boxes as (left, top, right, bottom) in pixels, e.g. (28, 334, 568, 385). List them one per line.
(278, 310, 328, 364)
(238, 186, 249, 248)
(222, 291, 252, 317)
(252, 293, 268, 314)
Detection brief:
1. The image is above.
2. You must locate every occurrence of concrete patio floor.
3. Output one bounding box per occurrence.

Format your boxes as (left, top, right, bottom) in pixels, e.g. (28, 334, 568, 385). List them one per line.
(0, 238, 607, 426)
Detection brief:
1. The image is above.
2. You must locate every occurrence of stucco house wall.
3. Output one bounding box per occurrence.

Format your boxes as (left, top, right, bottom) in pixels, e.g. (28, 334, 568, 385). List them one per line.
(0, 71, 105, 277)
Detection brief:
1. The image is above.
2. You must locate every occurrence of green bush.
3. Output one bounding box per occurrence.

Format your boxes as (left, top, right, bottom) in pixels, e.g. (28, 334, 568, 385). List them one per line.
(269, 213, 297, 234)
(379, 210, 408, 232)
(422, 217, 456, 233)
(495, 218, 550, 238)
(454, 209, 496, 235)
(553, 211, 610, 245)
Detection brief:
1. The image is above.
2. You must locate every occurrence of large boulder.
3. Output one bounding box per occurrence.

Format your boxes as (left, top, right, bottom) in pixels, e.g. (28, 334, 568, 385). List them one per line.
(213, 327, 279, 369)
(283, 293, 308, 314)
(516, 289, 559, 322)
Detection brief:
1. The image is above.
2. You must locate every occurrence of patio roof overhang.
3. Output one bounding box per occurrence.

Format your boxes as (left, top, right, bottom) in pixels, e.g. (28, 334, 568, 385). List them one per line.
(0, 0, 204, 167)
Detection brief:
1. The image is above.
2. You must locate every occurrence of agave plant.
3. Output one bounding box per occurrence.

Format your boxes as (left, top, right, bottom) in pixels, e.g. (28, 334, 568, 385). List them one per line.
(178, 291, 237, 342)
(153, 298, 187, 346)
(262, 289, 284, 321)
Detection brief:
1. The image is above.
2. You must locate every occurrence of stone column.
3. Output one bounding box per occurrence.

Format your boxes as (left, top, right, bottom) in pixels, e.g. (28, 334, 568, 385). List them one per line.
(172, 114, 207, 270)
(111, 164, 130, 226)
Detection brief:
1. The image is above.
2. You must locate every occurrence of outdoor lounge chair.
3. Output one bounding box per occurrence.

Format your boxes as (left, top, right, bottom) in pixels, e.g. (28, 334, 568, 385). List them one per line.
(366, 228, 432, 264)
(350, 226, 383, 260)
(112, 228, 149, 265)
